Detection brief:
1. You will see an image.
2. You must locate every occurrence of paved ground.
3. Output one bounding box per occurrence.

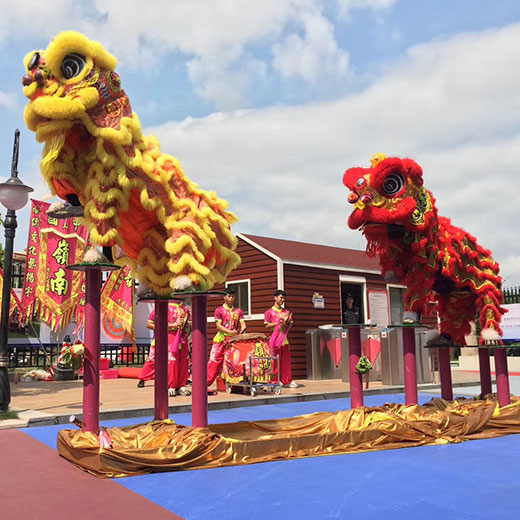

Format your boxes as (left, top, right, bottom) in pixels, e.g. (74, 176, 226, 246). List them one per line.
(7, 390, 520, 520)
(3, 369, 483, 429)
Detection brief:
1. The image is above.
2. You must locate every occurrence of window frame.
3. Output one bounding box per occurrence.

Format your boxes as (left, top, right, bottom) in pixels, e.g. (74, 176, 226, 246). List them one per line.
(225, 279, 251, 317)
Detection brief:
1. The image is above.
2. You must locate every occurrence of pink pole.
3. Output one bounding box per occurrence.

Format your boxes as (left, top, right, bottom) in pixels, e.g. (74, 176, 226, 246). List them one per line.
(402, 327, 418, 405)
(191, 294, 208, 428)
(494, 348, 511, 407)
(348, 327, 363, 408)
(83, 267, 101, 434)
(154, 300, 169, 420)
(478, 348, 492, 397)
(438, 347, 453, 401)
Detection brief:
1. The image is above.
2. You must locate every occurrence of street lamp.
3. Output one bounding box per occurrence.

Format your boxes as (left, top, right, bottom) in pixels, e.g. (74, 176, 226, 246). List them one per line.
(0, 130, 33, 411)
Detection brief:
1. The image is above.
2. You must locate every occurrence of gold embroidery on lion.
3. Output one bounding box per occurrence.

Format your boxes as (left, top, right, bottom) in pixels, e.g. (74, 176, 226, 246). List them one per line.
(23, 31, 241, 295)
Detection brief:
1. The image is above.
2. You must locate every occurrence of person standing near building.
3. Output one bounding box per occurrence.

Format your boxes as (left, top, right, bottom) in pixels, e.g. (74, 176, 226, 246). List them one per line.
(342, 293, 360, 324)
(137, 301, 192, 396)
(207, 287, 246, 388)
(264, 290, 298, 388)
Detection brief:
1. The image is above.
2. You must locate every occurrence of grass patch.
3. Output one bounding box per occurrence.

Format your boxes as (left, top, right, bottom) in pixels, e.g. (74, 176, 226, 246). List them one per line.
(0, 410, 18, 421)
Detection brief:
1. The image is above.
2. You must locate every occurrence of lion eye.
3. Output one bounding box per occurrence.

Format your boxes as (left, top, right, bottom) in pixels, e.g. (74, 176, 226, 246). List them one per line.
(28, 52, 40, 71)
(61, 53, 86, 79)
(381, 172, 405, 196)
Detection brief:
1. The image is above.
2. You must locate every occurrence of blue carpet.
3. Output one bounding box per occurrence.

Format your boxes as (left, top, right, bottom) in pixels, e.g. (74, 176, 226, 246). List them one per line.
(22, 393, 520, 519)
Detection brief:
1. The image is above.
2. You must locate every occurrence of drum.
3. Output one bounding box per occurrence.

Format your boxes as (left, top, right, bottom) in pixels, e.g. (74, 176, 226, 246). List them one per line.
(222, 333, 275, 384)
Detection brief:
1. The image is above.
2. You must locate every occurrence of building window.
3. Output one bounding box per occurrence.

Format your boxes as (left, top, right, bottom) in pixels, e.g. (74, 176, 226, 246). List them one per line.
(226, 280, 250, 316)
(11, 261, 25, 289)
(389, 287, 406, 325)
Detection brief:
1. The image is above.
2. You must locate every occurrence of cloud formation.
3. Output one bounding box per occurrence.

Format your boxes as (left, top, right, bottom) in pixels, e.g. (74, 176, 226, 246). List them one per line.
(0, 0, 393, 109)
(146, 22, 520, 284)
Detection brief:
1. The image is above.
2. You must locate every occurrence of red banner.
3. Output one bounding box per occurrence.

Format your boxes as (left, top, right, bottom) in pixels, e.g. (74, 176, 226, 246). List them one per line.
(100, 265, 135, 341)
(0, 266, 22, 318)
(20, 200, 88, 331)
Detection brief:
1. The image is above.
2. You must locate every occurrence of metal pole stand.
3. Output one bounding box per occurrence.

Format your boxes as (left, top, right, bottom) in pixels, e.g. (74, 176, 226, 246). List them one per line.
(191, 294, 208, 428)
(344, 324, 377, 409)
(424, 336, 454, 401)
(163, 290, 225, 429)
(138, 295, 195, 421)
(477, 347, 492, 397)
(437, 347, 453, 401)
(153, 300, 169, 420)
(494, 347, 511, 407)
(402, 326, 418, 405)
(67, 262, 119, 434)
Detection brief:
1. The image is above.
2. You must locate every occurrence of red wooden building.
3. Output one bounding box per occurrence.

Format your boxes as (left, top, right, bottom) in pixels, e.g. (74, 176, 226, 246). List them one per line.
(208, 234, 407, 379)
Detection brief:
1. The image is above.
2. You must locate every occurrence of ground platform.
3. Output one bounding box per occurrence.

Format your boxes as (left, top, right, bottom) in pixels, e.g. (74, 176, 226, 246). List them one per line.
(4, 369, 487, 429)
(5, 391, 520, 520)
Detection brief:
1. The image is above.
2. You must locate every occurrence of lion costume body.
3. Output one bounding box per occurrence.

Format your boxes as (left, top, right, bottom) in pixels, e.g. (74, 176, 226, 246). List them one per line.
(22, 31, 240, 295)
(343, 155, 506, 345)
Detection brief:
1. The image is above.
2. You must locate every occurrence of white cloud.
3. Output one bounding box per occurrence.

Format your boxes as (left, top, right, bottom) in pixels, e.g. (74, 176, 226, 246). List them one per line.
(0, 91, 16, 110)
(147, 23, 520, 284)
(0, 1, 84, 42)
(0, 0, 393, 109)
(272, 7, 349, 82)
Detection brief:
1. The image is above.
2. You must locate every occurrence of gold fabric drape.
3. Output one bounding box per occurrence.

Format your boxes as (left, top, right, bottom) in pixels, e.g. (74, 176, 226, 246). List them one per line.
(57, 396, 520, 478)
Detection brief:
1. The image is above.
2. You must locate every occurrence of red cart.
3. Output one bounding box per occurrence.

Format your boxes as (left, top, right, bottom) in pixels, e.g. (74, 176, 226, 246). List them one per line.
(221, 333, 282, 397)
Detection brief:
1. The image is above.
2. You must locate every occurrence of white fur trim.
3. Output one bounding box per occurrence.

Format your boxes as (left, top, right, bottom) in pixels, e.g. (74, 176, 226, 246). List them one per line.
(83, 248, 109, 263)
(481, 328, 501, 342)
(402, 311, 419, 323)
(46, 201, 65, 213)
(173, 275, 193, 291)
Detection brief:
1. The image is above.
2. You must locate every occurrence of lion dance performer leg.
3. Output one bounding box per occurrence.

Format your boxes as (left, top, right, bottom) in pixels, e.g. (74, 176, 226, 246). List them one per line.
(207, 288, 246, 388)
(138, 302, 191, 394)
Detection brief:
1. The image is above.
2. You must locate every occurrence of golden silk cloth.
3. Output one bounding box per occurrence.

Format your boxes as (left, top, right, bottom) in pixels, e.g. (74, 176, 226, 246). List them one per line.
(57, 396, 520, 478)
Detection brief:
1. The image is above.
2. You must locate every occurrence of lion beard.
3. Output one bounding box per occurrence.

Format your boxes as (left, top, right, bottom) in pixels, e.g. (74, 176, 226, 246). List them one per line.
(363, 226, 391, 258)
(40, 132, 66, 180)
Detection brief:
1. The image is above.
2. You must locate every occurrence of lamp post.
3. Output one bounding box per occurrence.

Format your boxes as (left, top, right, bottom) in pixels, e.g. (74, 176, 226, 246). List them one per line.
(0, 130, 33, 411)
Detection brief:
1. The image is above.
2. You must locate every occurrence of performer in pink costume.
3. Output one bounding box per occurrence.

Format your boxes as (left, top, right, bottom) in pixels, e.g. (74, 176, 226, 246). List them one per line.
(207, 287, 246, 388)
(264, 290, 298, 388)
(138, 301, 192, 396)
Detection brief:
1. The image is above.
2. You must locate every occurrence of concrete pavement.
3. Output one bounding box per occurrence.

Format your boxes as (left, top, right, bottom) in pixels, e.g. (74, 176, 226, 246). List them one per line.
(2, 369, 484, 429)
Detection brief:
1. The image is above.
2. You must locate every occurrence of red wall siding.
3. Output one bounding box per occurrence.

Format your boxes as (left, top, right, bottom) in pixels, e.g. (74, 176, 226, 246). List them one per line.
(207, 238, 278, 346)
(281, 265, 391, 379)
(205, 237, 397, 381)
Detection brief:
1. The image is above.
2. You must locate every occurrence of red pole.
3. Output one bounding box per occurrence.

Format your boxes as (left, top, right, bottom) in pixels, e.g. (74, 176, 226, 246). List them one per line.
(348, 327, 363, 408)
(402, 327, 418, 405)
(478, 348, 492, 397)
(438, 347, 453, 401)
(191, 294, 208, 428)
(83, 267, 101, 434)
(494, 348, 511, 407)
(154, 300, 169, 420)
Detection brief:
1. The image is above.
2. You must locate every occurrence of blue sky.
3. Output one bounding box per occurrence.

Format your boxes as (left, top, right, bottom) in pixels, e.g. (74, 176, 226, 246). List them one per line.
(1, 0, 520, 285)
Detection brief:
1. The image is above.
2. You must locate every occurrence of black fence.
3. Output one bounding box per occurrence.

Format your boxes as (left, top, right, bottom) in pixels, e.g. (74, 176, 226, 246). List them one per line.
(503, 286, 520, 304)
(9, 343, 150, 369)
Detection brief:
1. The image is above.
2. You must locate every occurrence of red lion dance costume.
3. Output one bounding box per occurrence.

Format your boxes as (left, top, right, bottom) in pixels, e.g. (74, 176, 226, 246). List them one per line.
(22, 31, 240, 295)
(343, 154, 506, 346)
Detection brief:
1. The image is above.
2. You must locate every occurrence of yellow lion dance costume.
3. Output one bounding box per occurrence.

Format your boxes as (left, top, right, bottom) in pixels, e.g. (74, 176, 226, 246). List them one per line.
(22, 31, 240, 295)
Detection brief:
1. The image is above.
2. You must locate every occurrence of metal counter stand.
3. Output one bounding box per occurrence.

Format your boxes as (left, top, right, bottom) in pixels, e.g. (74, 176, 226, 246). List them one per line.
(380, 327, 434, 386)
(380, 325, 434, 404)
(305, 327, 344, 380)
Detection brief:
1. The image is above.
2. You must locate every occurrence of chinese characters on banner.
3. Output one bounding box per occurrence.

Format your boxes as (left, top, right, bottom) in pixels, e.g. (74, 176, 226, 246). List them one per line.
(20, 200, 88, 331)
(100, 265, 135, 341)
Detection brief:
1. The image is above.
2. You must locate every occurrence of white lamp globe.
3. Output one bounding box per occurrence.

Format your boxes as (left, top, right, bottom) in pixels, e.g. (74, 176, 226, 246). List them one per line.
(0, 181, 32, 211)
